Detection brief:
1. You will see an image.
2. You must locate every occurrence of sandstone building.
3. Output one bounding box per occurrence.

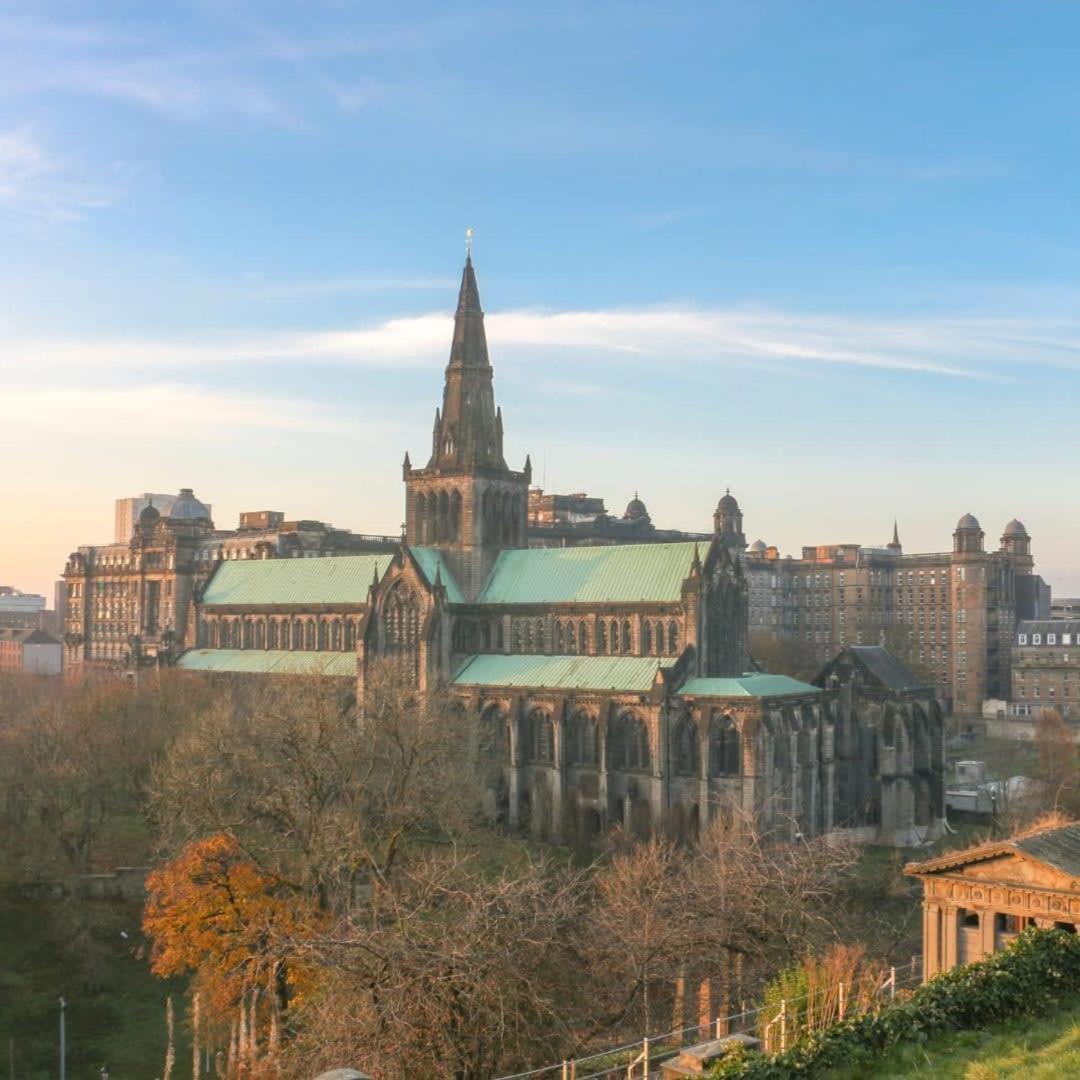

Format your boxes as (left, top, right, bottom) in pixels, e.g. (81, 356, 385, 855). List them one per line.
(907, 820, 1080, 979)
(742, 519, 1047, 714)
(1008, 618, 1080, 720)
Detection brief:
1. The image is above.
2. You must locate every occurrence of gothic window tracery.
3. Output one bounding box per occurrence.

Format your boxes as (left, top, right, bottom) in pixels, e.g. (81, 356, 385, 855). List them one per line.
(609, 712, 650, 771)
(384, 581, 421, 682)
(668, 620, 679, 654)
(567, 711, 599, 766)
(673, 716, 698, 776)
(525, 709, 555, 764)
(622, 620, 632, 654)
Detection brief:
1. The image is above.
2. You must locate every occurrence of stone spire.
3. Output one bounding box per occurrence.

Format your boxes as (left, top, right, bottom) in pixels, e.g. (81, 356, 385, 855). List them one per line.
(888, 520, 901, 551)
(427, 254, 506, 471)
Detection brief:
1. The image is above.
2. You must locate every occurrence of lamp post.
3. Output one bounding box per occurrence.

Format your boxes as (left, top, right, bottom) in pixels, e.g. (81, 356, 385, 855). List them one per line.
(58, 997, 66, 1080)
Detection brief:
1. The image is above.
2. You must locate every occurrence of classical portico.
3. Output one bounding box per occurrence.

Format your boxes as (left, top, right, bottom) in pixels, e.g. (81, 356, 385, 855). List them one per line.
(907, 821, 1080, 980)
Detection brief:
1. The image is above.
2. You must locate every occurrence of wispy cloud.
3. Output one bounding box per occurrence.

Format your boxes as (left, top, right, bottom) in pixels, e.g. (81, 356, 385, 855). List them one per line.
(8, 303, 1074, 381)
(0, 383, 364, 440)
(0, 127, 123, 219)
(243, 274, 457, 300)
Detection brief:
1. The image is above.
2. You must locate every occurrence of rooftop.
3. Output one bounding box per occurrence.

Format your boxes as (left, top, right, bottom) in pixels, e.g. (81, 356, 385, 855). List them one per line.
(201, 554, 392, 607)
(477, 542, 702, 606)
(177, 649, 357, 676)
(452, 653, 665, 692)
(678, 673, 822, 698)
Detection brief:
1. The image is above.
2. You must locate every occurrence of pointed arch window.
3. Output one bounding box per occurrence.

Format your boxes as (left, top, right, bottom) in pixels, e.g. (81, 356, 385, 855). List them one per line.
(384, 581, 421, 682)
(566, 622, 577, 654)
(579, 622, 590, 655)
(344, 620, 356, 651)
(668, 620, 680, 654)
(673, 716, 698, 776)
(554, 620, 564, 652)
(709, 714, 741, 776)
(609, 712, 650, 771)
(643, 621, 653, 655)
(610, 619, 619, 654)
(597, 620, 607, 654)
(526, 709, 554, 764)
(567, 711, 599, 766)
(622, 620, 632, 654)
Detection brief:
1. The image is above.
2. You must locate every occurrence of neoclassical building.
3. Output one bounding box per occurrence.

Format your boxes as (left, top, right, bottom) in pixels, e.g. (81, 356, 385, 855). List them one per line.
(168, 253, 946, 847)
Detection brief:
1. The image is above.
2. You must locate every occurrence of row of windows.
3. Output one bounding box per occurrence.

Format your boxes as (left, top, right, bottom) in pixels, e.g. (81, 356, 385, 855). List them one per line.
(202, 616, 359, 651)
(1018, 632, 1075, 646)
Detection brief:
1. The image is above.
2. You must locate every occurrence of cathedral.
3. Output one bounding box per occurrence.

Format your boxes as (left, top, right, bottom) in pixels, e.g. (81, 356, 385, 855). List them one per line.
(67, 252, 945, 847)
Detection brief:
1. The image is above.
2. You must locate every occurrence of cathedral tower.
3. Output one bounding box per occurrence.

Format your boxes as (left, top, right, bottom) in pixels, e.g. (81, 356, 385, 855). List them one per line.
(403, 252, 530, 598)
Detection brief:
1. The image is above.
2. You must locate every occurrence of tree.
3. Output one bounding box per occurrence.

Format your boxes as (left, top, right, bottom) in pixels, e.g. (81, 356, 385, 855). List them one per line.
(149, 661, 479, 913)
(1035, 709, 1080, 817)
(280, 852, 586, 1080)
(143, 833, 319, 1016)
(750, 632, 822, 683)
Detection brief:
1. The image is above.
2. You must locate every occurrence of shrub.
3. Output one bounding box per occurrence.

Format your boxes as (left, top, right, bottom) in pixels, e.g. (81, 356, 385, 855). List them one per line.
(709, 928, 1080, 1078)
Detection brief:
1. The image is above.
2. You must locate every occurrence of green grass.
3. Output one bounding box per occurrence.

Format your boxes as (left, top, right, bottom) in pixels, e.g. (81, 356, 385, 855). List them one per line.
(0, 888, 189, 1079)
(822, 995, 1080, 1078)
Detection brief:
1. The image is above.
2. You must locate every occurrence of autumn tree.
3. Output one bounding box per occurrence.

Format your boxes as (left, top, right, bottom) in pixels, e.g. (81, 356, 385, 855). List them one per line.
(749, 631, 822, 683)
(143, 833, 319, 1011)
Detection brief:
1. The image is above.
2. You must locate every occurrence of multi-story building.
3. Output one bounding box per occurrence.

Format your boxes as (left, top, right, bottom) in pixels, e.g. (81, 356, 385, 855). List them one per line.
(742, 520, 1045, 714)
(62, 492, 397, 672)
(1008, 618, 1080, 720)
(0, 587, 48, 629)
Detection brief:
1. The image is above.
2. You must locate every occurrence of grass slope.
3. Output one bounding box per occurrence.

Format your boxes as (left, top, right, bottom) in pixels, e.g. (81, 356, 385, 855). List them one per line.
(824, 995, 1080, 1078)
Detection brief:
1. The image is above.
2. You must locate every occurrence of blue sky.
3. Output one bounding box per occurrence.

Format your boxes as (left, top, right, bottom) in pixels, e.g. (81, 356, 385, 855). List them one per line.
(3, 2, 1080, 598)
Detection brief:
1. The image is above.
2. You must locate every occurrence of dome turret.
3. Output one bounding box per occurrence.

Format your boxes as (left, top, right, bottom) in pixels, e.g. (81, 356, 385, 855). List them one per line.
(168, 487, 212, 523)
(623, 493, 650, 522)
(1002, 518, 1028, 538)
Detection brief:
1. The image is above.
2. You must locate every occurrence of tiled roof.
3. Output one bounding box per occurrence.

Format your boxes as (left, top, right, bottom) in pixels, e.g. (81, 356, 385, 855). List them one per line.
(410, 547, 465, 604)
(452, 653, 664, 692)
(678, 674, 822, 698)
(477, 542, 701, 606)
(1014, 824, 1080, 876)
(906, 822, 1080, 878)
(848, 646, 927, 691)
(201, 555, 391, 607)
(177, 648, 357, 676)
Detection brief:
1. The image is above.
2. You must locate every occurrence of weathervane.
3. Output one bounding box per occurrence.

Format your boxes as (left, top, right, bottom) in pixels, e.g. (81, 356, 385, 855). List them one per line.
(465, 226, 474, 258)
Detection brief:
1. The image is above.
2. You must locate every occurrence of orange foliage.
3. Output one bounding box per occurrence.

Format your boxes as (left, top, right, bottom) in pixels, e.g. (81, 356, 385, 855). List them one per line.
(143, 833, 319, 1010)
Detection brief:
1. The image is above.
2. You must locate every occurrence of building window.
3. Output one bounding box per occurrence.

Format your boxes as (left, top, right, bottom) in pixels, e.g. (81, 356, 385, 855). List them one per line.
(1033, 634, 1042, 645)
(1018, 634, 1027, 645)
(525, 709, 554, 764)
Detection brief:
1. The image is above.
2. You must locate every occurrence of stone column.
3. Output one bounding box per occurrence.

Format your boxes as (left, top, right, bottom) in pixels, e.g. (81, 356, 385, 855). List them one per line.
(507, 701, 522, 830)
(551, 698, 566, 842)
(980, 908, 997, 961)
(942, 905, 961, 973)
(922, 901, 941, 981)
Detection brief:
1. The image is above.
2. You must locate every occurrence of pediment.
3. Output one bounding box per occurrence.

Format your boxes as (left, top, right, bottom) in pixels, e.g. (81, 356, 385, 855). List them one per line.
(947, 851, 1078, 892)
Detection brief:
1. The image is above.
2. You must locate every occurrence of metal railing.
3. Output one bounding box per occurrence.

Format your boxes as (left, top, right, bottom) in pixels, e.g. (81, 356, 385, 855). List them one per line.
(494, 957, 923, 1080)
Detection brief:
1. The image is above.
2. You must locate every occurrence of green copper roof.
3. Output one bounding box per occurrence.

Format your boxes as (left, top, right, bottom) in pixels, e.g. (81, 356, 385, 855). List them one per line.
(453, 653, 664, 692)
(477, 542, 701, 606)
(410, 547, 465, 604)
(201, 554, 391, 607)
(177, 649, 357, 676)
(678, 674, 822, 698)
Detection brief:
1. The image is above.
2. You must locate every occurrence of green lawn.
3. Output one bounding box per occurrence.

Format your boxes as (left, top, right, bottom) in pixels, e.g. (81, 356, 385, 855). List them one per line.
(0, 888, 189, 1079)
(822, 995, 1080, 1078)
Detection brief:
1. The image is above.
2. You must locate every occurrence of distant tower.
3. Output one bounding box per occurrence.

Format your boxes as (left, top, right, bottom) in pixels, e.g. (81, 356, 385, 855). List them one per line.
(713, 489, 747, 554)
(953, 513, 984, 555)
(1000, 519, 1033, 573)
(403, 249, 531, 598)
(887, 520, 902, 553)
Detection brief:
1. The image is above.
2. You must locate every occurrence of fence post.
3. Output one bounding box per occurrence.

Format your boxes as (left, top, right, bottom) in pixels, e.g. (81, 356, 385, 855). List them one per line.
(889, 966, 896, 1002)
(562, 1060, 568, 1080)
(642, 1036, 649, 1076)
(838, 981, 845, 1020)
(779, 998, 787, 1053)
(715, 1015, 722, 1039)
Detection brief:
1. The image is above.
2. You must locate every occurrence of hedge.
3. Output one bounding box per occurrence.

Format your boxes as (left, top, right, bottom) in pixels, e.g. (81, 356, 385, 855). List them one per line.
(709, 928, 1080, 1078)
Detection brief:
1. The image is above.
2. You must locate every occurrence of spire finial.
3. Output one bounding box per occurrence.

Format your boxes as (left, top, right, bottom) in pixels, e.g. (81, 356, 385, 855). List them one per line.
(465, 226, 474, 260)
